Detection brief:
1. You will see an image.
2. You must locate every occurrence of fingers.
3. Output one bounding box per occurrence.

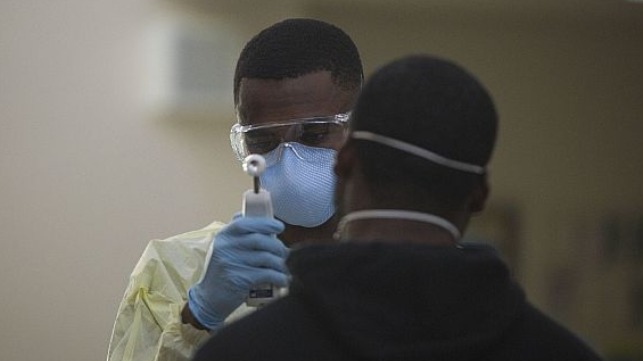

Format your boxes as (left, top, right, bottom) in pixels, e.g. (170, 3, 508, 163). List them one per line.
(240, 234, 288, 257)
(238, 249, 288, 273)
(226, 216, 285, 235)
(220, 243, 289, 289)
(208, 215, 290, 293)
(216, 233, 288, 258)
(218, 221, 288, 258)
(237, 268, 290, 289)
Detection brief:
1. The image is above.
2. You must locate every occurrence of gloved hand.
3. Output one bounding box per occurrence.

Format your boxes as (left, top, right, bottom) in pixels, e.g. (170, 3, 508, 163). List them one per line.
(187, 215, 288, 330)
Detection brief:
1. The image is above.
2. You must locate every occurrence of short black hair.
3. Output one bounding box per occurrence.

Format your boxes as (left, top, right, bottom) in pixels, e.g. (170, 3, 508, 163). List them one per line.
(233, 18, 363, 104)
(350, 55, 498, 209)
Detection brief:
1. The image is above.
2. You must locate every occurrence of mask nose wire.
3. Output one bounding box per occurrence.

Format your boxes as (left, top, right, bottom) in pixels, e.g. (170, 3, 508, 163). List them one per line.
(283, 142, 305, 160)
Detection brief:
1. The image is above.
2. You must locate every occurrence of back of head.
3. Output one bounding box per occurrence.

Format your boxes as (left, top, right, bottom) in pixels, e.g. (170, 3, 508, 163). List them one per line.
(350, 55, 498, 210)
(233, 18, 363, 104)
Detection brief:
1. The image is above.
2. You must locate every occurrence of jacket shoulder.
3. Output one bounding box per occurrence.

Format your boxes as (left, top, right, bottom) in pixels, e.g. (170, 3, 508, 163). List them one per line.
(193, 295, 352, 361)
(486, 304, 603, 361)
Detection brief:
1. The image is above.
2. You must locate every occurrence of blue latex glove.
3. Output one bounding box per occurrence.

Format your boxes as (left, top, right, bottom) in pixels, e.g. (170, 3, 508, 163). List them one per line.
(187, 215, 288, 330)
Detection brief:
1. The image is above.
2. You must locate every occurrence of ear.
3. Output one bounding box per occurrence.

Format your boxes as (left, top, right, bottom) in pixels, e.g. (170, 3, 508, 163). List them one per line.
(469, 174, 490, 214)
(334, 140, 357, 178)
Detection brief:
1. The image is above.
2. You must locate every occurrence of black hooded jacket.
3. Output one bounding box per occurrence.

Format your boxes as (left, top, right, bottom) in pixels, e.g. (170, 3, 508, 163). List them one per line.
(193, 242, 602, 361)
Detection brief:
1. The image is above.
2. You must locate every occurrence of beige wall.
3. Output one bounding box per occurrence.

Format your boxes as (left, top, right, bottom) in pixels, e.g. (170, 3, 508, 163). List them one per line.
(1, 1, 642, 360)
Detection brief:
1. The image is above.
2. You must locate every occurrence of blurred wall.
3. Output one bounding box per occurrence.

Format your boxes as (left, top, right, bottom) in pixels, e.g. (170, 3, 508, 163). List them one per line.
(1, 1, 642, 361)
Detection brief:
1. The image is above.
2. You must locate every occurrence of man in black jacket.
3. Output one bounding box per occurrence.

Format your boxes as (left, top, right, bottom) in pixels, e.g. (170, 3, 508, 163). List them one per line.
(192, 55, 603, 361)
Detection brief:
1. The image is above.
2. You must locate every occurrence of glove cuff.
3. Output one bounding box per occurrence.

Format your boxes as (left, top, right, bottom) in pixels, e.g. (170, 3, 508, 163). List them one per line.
(187, 287, 226, 331)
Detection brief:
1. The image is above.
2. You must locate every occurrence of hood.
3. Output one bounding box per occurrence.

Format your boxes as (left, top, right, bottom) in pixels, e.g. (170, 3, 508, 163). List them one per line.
(286, 242, 526, 361)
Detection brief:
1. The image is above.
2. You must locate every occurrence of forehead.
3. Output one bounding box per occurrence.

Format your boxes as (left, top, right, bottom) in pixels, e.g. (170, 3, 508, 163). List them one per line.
(236, 71, 357, 126)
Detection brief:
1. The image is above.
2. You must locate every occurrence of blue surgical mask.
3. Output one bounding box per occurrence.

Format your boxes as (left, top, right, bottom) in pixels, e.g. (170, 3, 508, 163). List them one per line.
(260, 142, 336, 227)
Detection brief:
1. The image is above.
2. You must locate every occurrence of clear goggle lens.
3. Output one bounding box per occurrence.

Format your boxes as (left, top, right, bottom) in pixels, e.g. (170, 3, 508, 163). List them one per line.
(230, 113, 350, 160)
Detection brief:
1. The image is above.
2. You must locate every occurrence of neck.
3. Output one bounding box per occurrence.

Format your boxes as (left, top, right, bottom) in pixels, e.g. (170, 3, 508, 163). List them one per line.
(279, 215, 339, 247)
(335, 209, 461, 246)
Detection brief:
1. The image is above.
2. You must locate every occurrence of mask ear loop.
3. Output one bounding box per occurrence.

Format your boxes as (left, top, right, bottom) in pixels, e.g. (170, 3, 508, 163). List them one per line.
(351, 131, 485, 174)
(335, 209, 462, 242)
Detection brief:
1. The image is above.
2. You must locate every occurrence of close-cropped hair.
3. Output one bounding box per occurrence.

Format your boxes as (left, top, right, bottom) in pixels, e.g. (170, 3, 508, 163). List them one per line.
(350, 55, 498, 207)
(233, 18, 363, 105)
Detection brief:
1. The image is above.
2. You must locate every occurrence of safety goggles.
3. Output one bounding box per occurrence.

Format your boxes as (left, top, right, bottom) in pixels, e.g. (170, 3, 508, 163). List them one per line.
(230, 113, 350, 160)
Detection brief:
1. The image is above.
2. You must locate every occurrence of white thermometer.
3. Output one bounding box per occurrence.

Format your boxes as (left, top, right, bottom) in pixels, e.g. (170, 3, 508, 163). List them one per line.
(242, 154, 277, 306)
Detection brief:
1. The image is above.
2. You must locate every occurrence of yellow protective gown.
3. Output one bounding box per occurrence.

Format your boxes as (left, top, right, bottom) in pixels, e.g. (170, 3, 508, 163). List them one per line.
(107, 221, 254, 361)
